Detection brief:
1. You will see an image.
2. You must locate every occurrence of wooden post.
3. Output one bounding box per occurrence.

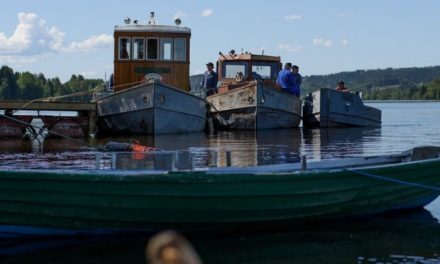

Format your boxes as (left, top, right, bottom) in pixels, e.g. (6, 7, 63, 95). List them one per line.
(88, 110, 97, 138)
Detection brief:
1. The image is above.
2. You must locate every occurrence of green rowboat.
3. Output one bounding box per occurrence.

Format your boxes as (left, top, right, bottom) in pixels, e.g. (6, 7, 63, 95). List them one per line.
(0, 146, 439, 234)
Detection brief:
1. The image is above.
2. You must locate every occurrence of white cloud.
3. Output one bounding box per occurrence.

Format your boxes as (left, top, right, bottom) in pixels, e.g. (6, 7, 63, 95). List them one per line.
(283, 15, 302, 20)
(338, 12, 354, 18)
(313, 38, 333, 48)
(61, 34, 113, 53)
(278, 43, 303, 52)
(0, 55, 41, 65)
(173, 11, 188, 20)
(341, 39, 349, 46)
(0, 12, 112, 58)
(201, 9, 213, 17)
(80, 71, 99, 77)
(0, 12, 65, 55)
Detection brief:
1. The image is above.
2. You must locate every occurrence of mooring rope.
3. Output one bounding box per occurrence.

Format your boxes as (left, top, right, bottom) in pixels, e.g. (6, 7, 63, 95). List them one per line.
(11, 79, 146, 114)
(347, 169, 440, 192)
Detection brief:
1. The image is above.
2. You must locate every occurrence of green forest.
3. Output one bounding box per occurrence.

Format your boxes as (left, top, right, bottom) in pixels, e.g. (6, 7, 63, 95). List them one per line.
(2, 64, 440, 101)
(302, 66, 440, 100)
(0, 65, 104, 101)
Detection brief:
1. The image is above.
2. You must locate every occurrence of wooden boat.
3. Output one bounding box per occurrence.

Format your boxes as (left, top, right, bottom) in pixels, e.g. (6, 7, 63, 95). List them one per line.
(94, 12, 206, 135)
(207, 52, 301, 130)
(0, 146, 439, 234)
(303, 88, 381, 128)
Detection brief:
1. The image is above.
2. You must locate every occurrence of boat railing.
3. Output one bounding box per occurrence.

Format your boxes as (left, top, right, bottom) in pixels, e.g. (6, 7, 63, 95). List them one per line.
(92, 90, 114, 101)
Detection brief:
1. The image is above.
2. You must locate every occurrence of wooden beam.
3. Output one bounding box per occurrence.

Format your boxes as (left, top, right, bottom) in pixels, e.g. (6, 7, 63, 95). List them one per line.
(0, 100, 96, 111)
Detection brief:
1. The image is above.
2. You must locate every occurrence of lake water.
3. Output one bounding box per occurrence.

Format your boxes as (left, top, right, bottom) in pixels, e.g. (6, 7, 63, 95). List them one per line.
(1, 102, 440, 263)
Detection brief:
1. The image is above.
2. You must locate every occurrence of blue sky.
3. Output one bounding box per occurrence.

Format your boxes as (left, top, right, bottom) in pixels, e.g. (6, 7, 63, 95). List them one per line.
(1, 0, 439, 81)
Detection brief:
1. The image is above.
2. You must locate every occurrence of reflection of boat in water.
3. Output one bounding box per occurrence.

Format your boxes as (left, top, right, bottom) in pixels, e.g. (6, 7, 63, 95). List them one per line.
(95, 12, 206, 135)
(207, 52, 301, 130)
(1, 207, 439, 260)
(206, 130, 302, 167)
(303, 127, 382, 160)
(1, 146, 439, 233)
(303, 88, 381, 128)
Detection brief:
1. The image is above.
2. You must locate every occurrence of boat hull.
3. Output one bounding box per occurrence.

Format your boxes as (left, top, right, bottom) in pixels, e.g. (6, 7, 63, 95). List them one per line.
(0, 155, 439, 232)
(207, 82, 301, 130)
(303, 88, 381, 128)
(96, 83, 207, 135)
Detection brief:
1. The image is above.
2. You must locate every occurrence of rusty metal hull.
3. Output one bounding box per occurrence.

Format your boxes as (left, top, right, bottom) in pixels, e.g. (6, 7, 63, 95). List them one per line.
(303, 88, 382, 128)
(208, 82, 301, 130)
(96, 83, 206, 135)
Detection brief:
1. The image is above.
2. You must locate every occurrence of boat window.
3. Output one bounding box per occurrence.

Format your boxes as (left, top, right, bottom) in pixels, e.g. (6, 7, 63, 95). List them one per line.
(132, 38, 145, 60)
(174, 38, 186, 61)
(160, 38, 173, 61)
(224, 63, 247, 78)
(118, 37, 131, 60)
(146, 38, 158, 60)
(252, 62, 278, 80)
(252, 62, 278, 79)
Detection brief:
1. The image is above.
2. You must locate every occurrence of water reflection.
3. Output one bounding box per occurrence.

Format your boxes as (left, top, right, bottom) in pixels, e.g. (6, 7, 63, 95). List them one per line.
(2, 209, 439, 263)
(100, 129, 303, 170)
(302, 127, 382, 160)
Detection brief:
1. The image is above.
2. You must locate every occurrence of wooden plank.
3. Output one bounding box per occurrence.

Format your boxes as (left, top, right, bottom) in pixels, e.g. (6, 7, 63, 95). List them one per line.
(0, 100, 96, 111)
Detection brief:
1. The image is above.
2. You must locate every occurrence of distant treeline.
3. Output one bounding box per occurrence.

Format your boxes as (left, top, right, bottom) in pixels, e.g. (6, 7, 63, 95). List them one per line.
(302, 66, 440, 100)
(0, 65, 104, 101)
(2, 65, 440, 101)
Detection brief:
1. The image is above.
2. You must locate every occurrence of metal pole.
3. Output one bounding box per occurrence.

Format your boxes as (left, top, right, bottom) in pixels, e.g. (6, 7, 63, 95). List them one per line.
(301, 155, 307, 170)
(226, 151, 232, 167)
(111, 152, 117, 169)
(95, 153, 101, 169)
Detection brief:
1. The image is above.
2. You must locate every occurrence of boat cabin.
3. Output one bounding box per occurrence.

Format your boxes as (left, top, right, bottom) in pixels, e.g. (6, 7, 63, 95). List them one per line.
(216, 51, 281, 91)
(113, 12, 191, 92)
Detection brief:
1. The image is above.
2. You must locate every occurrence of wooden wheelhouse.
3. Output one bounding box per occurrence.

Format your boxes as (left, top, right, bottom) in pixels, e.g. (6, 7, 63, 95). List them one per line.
(113, 13, 191, 92)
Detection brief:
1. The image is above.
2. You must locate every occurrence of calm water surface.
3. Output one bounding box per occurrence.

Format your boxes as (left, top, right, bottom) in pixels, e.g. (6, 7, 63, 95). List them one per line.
(1, 102, 440, 263)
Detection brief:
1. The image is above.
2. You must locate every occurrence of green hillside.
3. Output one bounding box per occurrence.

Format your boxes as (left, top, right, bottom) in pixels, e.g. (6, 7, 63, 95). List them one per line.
(302, 66, 440, 100)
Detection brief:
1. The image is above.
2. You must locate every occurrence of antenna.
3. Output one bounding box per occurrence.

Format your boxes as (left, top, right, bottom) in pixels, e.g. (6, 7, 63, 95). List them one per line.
(175, 18, 181, 26)
(124, 17, 131, 24)
(149, 11, 156, 25)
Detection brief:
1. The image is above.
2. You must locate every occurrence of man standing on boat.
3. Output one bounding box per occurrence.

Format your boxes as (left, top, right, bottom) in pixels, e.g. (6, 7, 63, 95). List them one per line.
(276, 62, 297, 96)
(336, 81, 349, 92)
(291, 65, 302, 97)
(202, 62, 218, 96)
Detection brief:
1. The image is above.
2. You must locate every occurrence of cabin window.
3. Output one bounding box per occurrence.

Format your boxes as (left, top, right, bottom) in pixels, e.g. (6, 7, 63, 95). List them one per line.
(119, 37, 131, 60)
(146, 38, 158, 60)
(252, 63, 278, 80)
(133, 38, 145, 60)
(224, 63, 247, 78)
(174, 38, 186, 61)
(160, 38, 173, 61)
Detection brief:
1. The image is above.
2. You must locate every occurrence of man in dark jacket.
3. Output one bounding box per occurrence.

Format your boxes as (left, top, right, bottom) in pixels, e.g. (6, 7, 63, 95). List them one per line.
(201, 62, 218, 96)
(291, 65, 302, 97)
